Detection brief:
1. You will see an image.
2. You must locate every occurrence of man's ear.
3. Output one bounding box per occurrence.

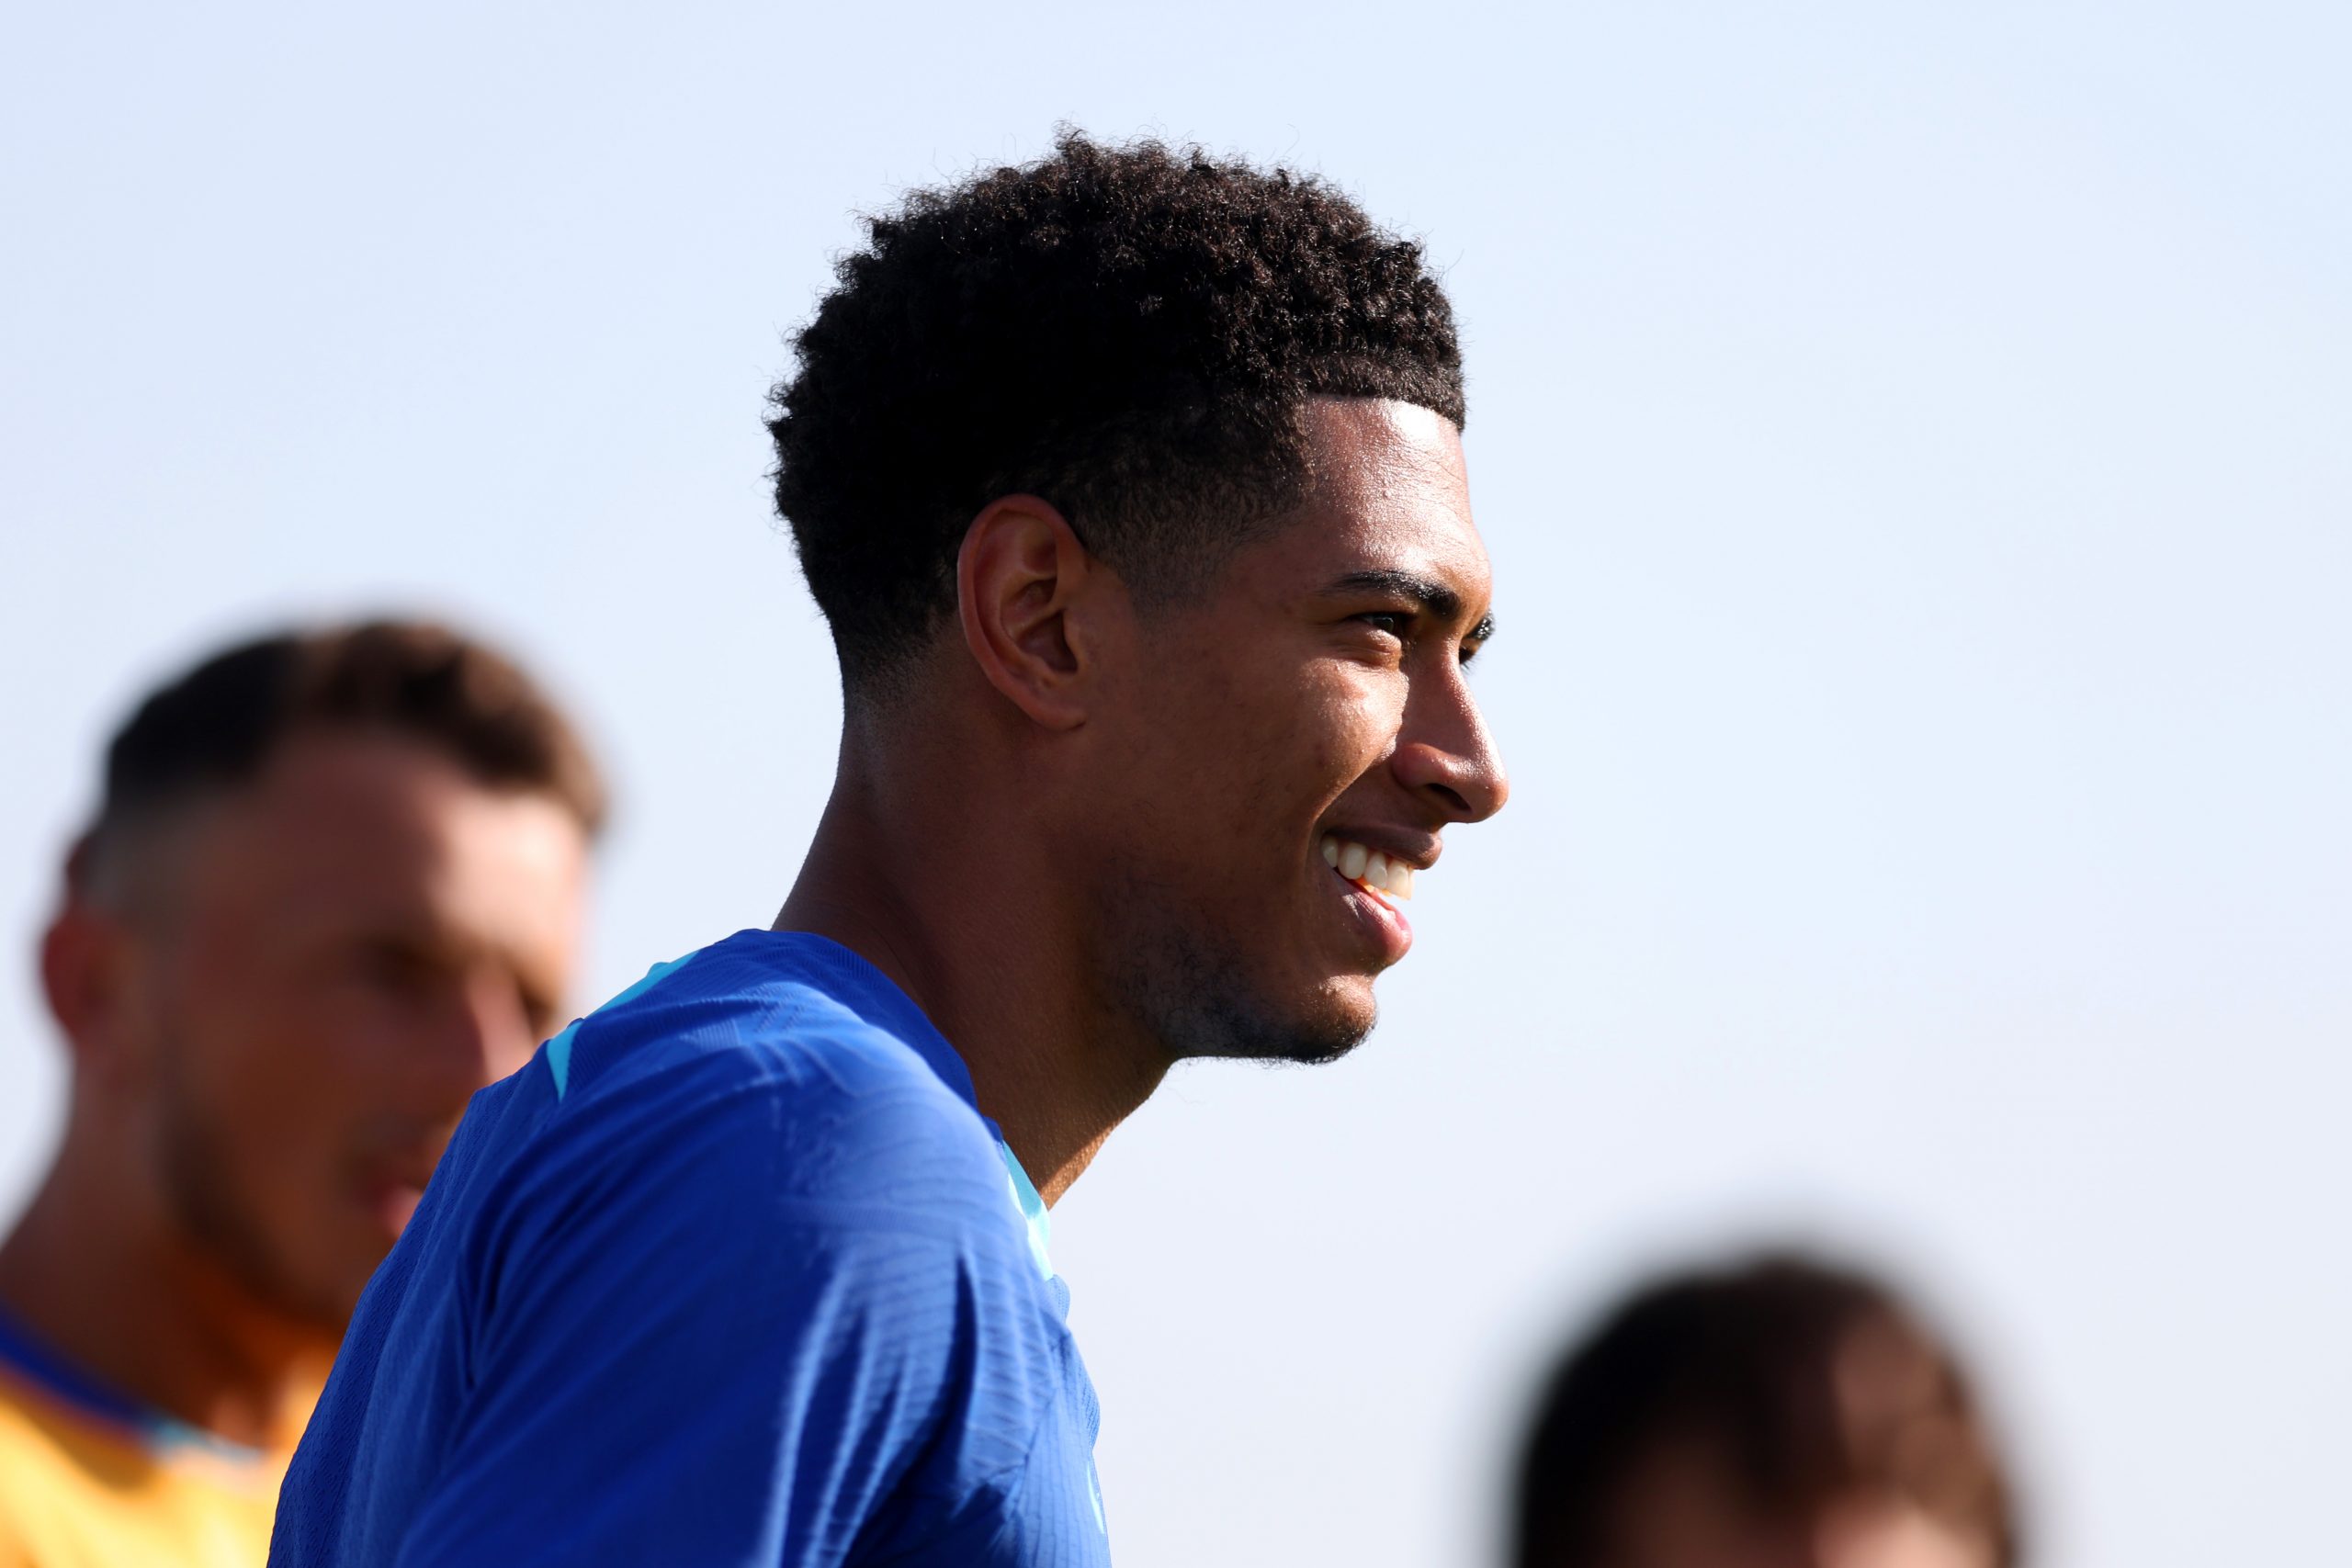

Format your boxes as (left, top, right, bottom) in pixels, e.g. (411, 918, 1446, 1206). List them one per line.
(40, 895, 142, 1089)
(956, 494, 1109, 730)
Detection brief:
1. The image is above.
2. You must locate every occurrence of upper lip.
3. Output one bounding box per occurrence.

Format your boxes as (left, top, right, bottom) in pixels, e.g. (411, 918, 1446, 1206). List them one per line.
(1318, 828, 1442, 872)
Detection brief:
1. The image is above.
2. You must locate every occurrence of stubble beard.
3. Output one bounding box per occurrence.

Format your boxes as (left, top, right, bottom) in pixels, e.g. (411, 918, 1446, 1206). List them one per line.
(1096, 863, 1374, 1067)
(152, 1051, 351, 1334)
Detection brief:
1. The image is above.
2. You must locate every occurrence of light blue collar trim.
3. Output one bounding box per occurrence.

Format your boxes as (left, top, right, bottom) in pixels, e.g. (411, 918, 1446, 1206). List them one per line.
(545, 953, 698, 1098)
(995, 1141, 1055, 1281)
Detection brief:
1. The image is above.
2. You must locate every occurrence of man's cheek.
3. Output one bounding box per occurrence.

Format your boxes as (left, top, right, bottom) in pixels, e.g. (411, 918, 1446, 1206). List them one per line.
(232, 1014, 339, 1128)
(1300, 682, 1397, 791)
(240, 1023, 368, 1211)
(215, 1108, 337, 1297)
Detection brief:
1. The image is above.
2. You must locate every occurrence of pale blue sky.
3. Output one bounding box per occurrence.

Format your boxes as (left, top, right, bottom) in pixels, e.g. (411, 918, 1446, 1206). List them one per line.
(4, 5, 2346, 1564)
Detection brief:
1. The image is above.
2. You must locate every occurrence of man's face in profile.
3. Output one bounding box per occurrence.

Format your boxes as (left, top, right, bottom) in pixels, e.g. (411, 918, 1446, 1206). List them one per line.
(98, 731, 588, 1325)
(1078, 397, 1509, 1065)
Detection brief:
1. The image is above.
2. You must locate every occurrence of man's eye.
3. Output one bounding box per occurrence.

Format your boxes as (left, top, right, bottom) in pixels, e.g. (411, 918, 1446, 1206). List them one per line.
(355, 942, 437, 993)
(1356, 612, 1410, 637)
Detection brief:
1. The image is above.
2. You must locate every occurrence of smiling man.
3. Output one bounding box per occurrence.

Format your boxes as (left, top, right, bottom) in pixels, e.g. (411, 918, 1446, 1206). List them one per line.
(273, 133, 1508, 1568)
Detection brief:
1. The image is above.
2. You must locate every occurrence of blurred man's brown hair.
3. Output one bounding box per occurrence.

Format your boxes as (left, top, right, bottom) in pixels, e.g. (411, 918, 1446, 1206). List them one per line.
(77, 618, 605, 890)
(1513, 1253, 2018, 1568)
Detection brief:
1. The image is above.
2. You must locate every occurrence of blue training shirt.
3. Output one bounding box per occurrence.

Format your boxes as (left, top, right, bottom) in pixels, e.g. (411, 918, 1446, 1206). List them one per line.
(270, 931, 1110, 1568)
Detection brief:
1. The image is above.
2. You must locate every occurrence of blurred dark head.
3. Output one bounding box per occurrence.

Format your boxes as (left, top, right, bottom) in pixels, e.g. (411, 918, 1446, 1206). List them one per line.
(1514, 1254, 2018, 1568)
(42, 620, 604, 1327)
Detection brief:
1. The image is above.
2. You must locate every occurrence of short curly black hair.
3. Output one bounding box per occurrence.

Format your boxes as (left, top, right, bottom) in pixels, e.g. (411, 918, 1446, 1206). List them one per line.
(767, 131, 1466, 691)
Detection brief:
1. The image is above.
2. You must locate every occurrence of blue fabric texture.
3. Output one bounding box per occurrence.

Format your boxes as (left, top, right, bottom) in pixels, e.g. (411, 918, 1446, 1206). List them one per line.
(269, 931, 1110, 1567)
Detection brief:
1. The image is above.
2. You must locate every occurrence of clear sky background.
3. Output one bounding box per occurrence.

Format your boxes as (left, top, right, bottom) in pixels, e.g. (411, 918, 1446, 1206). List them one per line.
(4, 4, 2346, 1564)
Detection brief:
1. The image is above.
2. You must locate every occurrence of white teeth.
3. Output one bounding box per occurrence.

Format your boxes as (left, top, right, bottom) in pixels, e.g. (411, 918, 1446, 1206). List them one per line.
(1319, 836, 1418, 899)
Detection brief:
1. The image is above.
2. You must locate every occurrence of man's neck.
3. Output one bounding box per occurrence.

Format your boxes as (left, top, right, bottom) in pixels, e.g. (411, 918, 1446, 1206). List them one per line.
(0, 1134, 334, 1450)
(775, 730, 1168, 1205)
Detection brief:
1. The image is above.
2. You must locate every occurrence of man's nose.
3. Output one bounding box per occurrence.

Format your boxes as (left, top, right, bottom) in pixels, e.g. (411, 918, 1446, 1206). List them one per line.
(1392, 672, 1510, 824)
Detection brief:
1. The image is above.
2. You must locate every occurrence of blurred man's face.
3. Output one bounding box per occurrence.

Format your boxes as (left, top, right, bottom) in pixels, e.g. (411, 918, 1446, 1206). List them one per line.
(1596, 1445, 1994, 1568)
(1076, 398, 1509, 1064)
(103, 731, 588, 1325)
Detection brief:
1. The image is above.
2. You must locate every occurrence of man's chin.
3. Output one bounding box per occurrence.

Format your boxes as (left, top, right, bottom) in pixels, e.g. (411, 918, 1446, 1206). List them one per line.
(278, 1231, 401, 1334)
(1238, 1027, 1369, 1068)
(1099, 879, 1379, 1065)
(303, 1257, 383, 1333)
(1178, 978, 1375, 1066)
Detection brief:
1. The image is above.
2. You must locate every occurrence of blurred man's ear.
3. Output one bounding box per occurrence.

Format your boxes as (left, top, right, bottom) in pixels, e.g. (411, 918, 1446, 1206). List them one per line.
(40, 859, 148, 1092)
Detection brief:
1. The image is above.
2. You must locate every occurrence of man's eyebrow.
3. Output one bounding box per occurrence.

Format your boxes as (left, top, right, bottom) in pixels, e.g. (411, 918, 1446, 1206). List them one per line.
(1327, 569, 1496, 641)
(1329, 569, 1461, 617)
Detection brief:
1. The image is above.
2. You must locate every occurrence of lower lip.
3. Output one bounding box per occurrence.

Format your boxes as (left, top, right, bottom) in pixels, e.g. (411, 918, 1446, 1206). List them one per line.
(1333, 867, 1414, 966)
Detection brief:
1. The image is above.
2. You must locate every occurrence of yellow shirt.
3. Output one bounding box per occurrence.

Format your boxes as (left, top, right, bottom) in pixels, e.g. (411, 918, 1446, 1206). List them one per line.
(0, 1314, 307, 1568)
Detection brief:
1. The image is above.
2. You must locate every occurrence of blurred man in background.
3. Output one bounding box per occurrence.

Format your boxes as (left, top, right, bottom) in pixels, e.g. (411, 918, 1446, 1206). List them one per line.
(0, 621, 603, 1568)
(1513, 1253, 2019, 1568)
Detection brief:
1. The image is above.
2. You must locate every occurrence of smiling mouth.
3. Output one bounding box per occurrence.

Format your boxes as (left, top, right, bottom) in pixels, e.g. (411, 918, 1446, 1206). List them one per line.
(1318, 833, 1416, 907)
(354, 1174, 427, 1237)
(350, 1146, 441, 1236)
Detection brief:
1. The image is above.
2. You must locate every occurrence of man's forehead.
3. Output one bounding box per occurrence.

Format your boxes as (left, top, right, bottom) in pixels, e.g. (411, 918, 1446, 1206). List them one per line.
(182, 733, 581, 909)
(1280, 399, 1489, 601)
(233, 732, 481, 849)
(1301, 397, 1466, 494)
